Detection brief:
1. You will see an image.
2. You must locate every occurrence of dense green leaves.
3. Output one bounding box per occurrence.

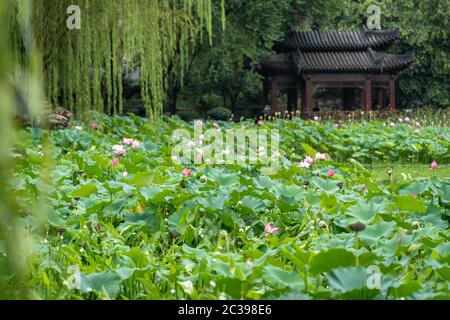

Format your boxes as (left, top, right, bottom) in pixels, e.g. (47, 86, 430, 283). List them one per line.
(310, 249, 356, 275)
(346, 201, 383, 224)
(263, 266, 304, 290)
(71, 184, 98, 198)
(393, 196, 427, 213)
(80, 270, 122, 298)
(6, 115, 450, 300)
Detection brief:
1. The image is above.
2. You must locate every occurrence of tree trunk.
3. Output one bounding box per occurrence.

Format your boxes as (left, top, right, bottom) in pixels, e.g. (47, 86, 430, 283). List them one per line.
(171, 84, 179, 115)
(230, 95, 238, 115)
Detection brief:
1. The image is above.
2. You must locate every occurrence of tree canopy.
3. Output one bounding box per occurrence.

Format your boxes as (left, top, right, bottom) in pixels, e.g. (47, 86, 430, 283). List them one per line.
(6, 0, 450, 118)
(9, 0, 225, 118)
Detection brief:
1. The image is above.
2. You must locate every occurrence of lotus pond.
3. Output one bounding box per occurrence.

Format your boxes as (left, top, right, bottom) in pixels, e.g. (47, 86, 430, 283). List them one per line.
(4, 114, 450, 300)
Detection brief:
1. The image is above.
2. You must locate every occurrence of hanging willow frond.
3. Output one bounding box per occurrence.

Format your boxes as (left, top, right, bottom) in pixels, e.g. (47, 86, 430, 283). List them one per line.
(9, 0, 223, 119)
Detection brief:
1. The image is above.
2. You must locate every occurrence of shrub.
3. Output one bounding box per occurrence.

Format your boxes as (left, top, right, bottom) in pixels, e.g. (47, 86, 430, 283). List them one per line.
(124, 97, 146, 117)
(207, 107, 232, 121)
(197, 94, 222, 113)
(177, 110, 199, 122)
(242, 105, 264, 119)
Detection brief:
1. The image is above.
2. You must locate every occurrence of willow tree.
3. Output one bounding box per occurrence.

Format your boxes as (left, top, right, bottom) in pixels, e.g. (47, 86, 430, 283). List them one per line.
(12, 0, 225, 118)
(1, 0, 44, 298)
(1, 0, 224, 298)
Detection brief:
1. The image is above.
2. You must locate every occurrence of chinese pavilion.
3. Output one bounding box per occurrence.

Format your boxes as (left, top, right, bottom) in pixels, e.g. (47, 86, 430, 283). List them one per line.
(256, 27, 415, 116)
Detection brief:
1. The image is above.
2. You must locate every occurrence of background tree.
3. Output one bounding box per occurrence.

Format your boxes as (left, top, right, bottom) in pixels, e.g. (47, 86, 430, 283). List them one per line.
(173, 0, 292, 116)
(175, 0, 450, 117)
(11, 0, 224, 118)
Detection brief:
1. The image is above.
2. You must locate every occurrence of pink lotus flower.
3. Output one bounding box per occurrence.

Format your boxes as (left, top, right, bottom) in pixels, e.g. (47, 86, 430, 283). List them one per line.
(123, 138, 141, 149)
(264, 223, 280, 235)
(131, 140, 141, 149)
(91, 123, 97, 129)
(305, 156, 314, 164)
(182, 168, 192, 177)
(327, 169, 336, 178)
(257, 120, 264, 126)
(111, 158, 119, 166)
(299, 160, 311, 169)
(430, 161, 438, 170)
(74, 126, 83, 132)
(315, 152, 329, 161)
(113, 145, 127, 156)
(195, 120, 203, 127)
(122, 171, 129, 177)
(334, 123, 340, 129)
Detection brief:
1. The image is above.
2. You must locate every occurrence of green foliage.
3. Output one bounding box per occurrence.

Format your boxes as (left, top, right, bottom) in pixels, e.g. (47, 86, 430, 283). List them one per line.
(177, 110, 199, 122)
(1, 0, 450, 301)
(0, 0, 45, 299)
(3, 114, 449, 300)
(384, 0, 450, 107)
(177, 0, 291, 116)
(207, 107, 232, 120)
(281, 116, 449, 164)
(8, 0, 224, 118)
(198, 93, 222, 113)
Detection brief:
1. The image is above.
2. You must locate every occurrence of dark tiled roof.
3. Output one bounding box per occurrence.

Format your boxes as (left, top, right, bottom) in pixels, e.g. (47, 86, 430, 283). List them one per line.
(258, 49, 415, 74)
(295, 49, 415, 73)
(259, 53, 292, 73)
(274, 27, 400, 52)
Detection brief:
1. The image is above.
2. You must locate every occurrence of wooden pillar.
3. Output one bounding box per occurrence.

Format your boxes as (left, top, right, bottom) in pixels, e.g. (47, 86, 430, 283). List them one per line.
(305, 76, 313, 113)
(365, 76, 372, 111)
(377, 88, 384, 110)
(389, 76, 396, 111)
(360, 87, 365, 110)
(271, 78, 278, 112)
(300, 81, 306, 114)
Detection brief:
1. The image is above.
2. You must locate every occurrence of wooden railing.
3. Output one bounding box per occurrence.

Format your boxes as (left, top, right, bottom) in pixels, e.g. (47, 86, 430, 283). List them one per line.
(299, 110, 399, 121)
